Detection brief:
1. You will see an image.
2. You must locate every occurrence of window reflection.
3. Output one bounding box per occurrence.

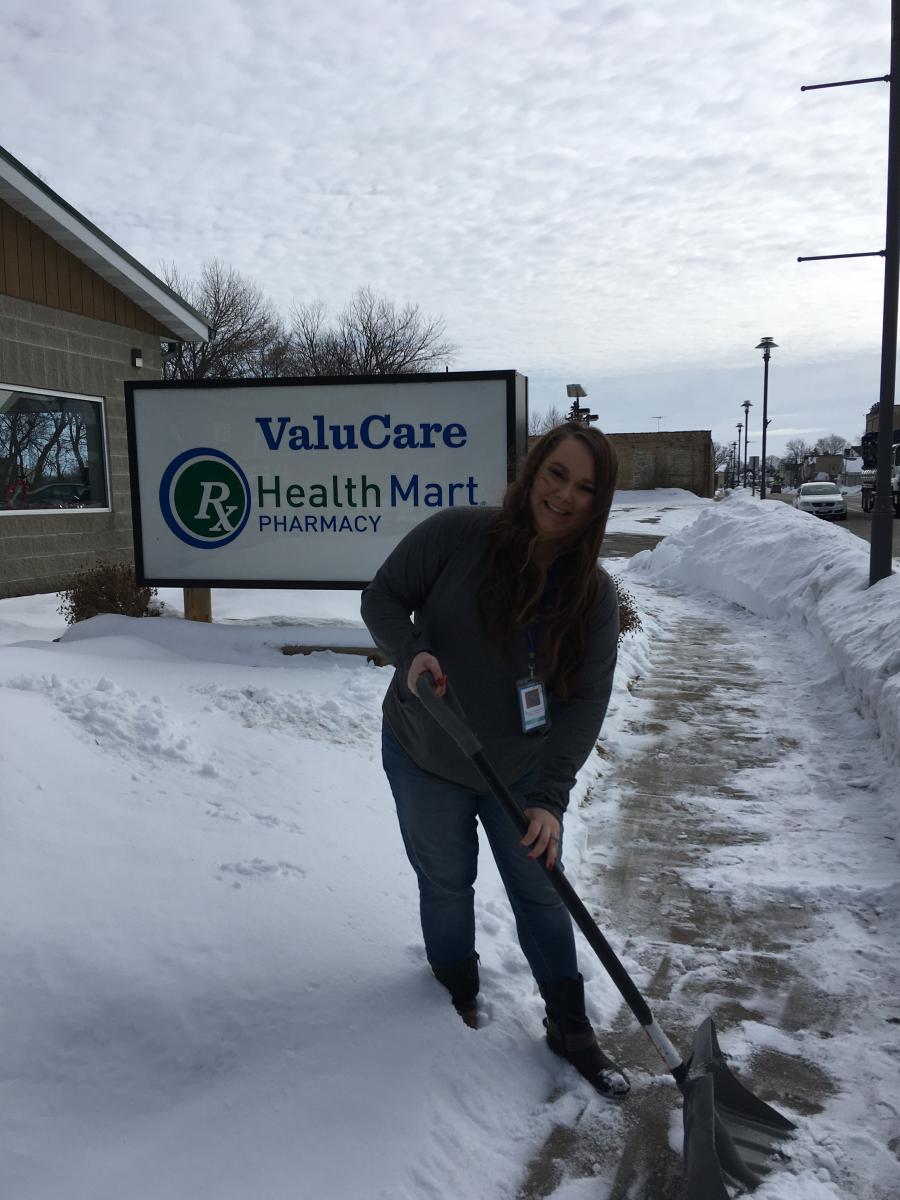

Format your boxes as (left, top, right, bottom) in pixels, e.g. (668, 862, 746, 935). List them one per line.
(1, 388, 108, 511)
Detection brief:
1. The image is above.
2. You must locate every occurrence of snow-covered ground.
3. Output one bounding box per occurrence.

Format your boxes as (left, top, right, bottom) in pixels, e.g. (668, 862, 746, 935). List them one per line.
(1, 490, 897, 1199)
(605, 487, 712, 537)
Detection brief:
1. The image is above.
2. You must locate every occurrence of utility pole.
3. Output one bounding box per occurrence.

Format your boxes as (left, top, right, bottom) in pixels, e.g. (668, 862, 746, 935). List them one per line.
(872, 1, 900, 584)
(799, 7, 898, 584)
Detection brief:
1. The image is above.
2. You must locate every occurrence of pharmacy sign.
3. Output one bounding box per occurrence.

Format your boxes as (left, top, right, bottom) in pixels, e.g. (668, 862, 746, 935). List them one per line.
(125, 371, 527, 588)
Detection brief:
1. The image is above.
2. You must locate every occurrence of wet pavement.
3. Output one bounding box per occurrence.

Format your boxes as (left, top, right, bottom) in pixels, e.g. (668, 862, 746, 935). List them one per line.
(516, 589, 898, 1199)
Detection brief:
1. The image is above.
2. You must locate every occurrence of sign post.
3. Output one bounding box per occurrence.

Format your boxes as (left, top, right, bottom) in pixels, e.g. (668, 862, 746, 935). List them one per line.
(183, 587, 212, 622)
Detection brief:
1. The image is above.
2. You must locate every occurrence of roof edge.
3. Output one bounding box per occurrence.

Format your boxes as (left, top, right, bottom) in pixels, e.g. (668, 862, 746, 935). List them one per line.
(0, 144, 210, 343)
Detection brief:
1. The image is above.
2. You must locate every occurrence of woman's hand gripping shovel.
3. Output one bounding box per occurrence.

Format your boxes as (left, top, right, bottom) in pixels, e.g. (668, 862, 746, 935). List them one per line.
(416, 674, 796, 1200)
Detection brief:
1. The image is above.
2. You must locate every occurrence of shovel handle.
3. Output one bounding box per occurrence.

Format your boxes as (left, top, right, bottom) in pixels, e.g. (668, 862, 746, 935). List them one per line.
(415, 673, 484, 760)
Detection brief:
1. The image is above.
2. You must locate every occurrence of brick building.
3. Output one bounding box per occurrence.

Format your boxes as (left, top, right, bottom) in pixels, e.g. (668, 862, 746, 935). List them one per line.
(606, 430, 714, 497)
(528, 428, 714, 497)
(0, 145, 208, 598)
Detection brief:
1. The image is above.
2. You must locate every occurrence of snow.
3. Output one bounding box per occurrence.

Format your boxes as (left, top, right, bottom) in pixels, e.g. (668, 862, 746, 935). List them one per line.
(1, 489, 898, 1199)
(606, 486, 712, 536)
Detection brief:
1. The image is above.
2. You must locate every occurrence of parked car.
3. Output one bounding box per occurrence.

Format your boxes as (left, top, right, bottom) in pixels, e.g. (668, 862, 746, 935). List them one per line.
(24, 482, 90, 509)
(792, 481, 847, 520)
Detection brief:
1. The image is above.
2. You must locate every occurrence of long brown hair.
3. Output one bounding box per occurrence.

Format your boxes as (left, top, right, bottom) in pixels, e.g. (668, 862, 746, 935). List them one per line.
(479, 422, 618, 698)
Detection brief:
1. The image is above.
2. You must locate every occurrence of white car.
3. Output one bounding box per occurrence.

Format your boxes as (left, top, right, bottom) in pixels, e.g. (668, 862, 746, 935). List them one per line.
(793, 482, 848, 520)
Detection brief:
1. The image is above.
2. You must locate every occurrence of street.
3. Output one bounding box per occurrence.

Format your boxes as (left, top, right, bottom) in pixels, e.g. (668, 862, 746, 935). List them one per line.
(768, 491, 900, 558)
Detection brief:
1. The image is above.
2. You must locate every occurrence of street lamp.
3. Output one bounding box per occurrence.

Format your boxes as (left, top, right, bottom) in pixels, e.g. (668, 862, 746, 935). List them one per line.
(755, 337, 778, 500)
(741, 400, 752, 486)
(731, 440, 738, 489)
(736, 422, 743, 487)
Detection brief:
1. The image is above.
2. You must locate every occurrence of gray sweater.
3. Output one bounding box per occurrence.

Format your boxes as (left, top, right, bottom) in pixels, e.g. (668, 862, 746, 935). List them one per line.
(360, 506, 619, 820)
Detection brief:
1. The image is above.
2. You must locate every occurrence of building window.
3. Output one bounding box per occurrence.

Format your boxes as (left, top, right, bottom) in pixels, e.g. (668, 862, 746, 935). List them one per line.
(1, 385, 109, 512)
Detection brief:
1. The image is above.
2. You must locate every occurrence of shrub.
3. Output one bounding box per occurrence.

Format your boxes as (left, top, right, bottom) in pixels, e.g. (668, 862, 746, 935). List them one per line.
(57, 559, 158, 626)
(613, 576, 642, 643)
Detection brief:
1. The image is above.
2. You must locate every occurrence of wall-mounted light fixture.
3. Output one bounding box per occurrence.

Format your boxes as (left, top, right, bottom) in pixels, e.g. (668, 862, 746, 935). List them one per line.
(131, 348, 143, 369)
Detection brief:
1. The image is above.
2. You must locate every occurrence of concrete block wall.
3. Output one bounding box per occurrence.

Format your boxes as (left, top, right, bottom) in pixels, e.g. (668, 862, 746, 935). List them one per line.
(607, 431, 714, 498)
(0, 294, 163, 598)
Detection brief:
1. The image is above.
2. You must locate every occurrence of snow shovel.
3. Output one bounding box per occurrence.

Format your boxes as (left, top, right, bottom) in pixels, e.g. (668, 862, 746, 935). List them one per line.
(416, 675, 796, 1200)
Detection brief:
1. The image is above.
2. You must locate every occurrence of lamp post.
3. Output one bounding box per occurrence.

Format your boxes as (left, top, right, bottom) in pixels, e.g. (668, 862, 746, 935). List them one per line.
(731, 440, 738, 489)
(741, 400, 752, 487)
(736, 422, 743, 487)
(755, 337, 778, 500)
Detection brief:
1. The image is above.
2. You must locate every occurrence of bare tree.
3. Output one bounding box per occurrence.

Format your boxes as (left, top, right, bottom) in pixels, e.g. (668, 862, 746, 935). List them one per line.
(528, 403, 567, 436)
(160, 260, 288, 381)
(712, 441, 732, 471)
(814, 433, 851, 456)
(784, 438, 813, 465)
(288, 286, 456, 376)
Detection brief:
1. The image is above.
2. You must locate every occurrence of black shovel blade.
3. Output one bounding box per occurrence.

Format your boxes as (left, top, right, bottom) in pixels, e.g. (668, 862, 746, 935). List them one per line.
(681, 1018, 796, 1199)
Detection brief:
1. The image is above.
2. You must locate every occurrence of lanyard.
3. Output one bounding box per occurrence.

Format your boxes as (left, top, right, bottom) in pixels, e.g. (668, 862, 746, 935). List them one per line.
(526, 566, 555, 681)
(527, 624, 540, 680)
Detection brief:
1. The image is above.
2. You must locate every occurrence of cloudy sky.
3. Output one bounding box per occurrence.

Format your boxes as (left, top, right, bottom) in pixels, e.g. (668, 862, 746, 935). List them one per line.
(1, 0, 894, 454)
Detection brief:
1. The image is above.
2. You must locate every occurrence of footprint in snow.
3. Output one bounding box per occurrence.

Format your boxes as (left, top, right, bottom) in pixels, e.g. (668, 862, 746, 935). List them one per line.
(216, 858, 306, 886)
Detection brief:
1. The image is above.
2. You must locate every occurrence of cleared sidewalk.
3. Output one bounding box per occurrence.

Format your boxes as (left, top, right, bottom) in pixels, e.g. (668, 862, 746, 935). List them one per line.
(519, 582, 899, 1200)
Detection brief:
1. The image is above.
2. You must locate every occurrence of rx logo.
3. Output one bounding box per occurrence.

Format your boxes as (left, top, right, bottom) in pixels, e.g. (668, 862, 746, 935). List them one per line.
(159, 448, 251, 549)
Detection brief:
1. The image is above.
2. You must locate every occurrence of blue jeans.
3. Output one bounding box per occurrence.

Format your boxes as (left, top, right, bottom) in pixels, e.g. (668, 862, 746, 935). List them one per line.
(381, 723, 578, 984)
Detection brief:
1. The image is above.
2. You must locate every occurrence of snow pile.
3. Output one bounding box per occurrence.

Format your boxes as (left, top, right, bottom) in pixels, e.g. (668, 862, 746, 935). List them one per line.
(628, 493, 900, 768)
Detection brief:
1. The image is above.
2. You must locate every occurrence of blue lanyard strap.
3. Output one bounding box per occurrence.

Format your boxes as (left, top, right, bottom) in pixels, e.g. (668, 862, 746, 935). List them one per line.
(526, 566, 554, 679)
(527, 624, 540, 679)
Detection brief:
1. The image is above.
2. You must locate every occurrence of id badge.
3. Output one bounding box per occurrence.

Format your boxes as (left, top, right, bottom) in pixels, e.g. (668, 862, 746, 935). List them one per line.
(517, 677, 549, 734)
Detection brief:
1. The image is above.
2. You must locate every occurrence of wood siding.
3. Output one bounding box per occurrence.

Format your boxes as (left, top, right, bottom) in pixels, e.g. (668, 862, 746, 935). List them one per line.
(0, 197, 172, 337)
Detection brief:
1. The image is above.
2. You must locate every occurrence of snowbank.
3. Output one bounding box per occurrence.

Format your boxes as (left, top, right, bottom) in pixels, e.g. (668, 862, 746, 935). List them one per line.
(627, 493, 900, 768)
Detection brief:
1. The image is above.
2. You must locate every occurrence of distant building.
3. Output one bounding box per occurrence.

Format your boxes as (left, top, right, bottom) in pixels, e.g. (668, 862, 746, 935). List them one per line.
(803, 453, 843, 483)
(608, 431, 713, 497)
(528, 428, 714, 498)
(0, 145, 209, 598)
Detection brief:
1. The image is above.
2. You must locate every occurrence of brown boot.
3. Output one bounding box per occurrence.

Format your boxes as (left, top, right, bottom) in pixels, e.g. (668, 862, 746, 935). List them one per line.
(431, 953, 480, 1028)
(540, 976, 630, 1097)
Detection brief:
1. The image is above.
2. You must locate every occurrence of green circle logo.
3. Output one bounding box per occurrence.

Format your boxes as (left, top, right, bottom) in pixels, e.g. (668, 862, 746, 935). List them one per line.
(159, 448, 251, 548)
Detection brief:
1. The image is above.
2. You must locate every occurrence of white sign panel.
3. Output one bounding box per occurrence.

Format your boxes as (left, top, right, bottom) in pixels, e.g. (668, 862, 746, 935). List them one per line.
(126, 372, 527, 587)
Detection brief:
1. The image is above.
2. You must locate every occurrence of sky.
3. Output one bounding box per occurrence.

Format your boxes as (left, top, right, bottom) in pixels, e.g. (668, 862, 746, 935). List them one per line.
(1, 0, 895, 453)
(1, 492, 898, 1198)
